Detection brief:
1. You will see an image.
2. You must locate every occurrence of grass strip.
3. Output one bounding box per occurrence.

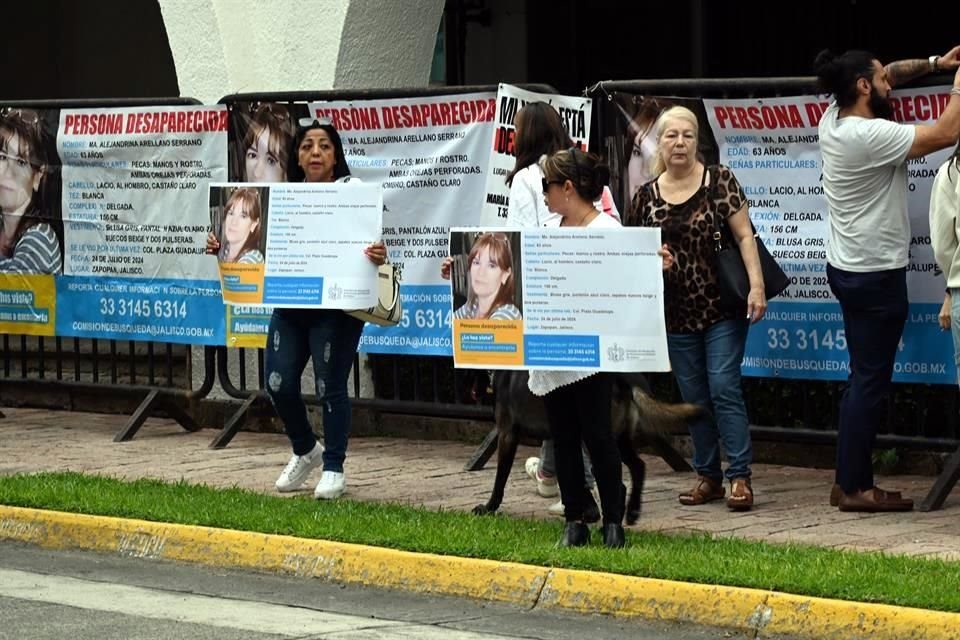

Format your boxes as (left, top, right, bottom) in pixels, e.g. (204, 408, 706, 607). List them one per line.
(1, 471, 958, 612)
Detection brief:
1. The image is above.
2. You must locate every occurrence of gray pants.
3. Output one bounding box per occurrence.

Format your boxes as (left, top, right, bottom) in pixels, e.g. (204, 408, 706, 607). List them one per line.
(540, 439, 595, 489)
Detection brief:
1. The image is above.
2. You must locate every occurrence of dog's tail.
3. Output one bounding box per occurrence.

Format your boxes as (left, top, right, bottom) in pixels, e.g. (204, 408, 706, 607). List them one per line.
(632, 390, 706, 436)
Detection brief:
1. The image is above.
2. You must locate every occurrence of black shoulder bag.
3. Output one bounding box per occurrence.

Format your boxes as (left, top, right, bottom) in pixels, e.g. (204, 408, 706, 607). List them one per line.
(709, 167, 790, 313)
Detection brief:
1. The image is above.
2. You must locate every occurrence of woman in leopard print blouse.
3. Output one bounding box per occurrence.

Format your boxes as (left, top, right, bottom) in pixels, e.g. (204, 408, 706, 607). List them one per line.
(625, 106, 766, 511)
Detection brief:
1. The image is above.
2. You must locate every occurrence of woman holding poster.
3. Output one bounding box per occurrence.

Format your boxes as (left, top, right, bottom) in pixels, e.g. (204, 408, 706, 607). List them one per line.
(216, 187, 265, 264)
(532, 148, 627, 549)
(627, 106, 764, 512)
(452, 232, 522, 321)
(209, 117, 387, 501)
(502, 102, 603, 517)
(0, 109, 62, 275)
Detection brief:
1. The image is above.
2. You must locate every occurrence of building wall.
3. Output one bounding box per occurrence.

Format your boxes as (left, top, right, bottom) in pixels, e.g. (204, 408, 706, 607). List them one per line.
(159, 0, 445, 103)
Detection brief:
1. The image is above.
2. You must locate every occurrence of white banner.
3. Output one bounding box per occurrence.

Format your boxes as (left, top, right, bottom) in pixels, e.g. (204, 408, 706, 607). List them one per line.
(55, 105, 228, 344)
(308, 93, 496, 354)
(704, 87, 955, 383)
(478, 84, 592, 226)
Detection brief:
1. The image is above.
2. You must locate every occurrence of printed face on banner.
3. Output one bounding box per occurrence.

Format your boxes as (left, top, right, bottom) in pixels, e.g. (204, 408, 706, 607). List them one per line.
(225, 201, 259, 249)
(450, 230, 522, 323)
(237, 102, 297, 183)
(0, 109, 62, 280)
(0, 131, 42, 214)
(298, 129, 337, 183)
(470, 247, 511, 300)
(215, 186, 266, 264)
(245, 127, 286, 182)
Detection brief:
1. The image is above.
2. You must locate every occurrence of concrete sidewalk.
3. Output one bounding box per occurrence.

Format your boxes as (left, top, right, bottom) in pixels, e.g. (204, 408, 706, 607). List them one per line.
(3, 406, 959, 559)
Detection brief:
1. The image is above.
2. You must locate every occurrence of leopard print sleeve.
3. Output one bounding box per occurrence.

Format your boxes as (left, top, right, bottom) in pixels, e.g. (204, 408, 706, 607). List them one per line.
(712, 165, 747, 220)
(626, 182, 653, 227)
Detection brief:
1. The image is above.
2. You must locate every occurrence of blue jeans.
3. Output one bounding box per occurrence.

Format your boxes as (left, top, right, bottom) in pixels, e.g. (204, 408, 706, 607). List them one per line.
(668, 319, 752, 482)
(265, 308, 364, 472)
(951, 289, 960, 386)
(827, 265, 907, 494)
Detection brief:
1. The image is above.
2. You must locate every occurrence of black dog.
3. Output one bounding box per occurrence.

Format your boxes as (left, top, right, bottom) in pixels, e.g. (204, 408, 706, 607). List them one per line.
(472, 371, 705, 525)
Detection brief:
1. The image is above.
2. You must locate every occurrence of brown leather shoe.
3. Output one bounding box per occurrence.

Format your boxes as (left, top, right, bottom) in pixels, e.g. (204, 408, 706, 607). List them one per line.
(679, 475, 725, 506)
(838, 487, 913, 512)
(829, 484, 841, 507)
(726, 477, 754, 511)
(830, 484, 902, 507)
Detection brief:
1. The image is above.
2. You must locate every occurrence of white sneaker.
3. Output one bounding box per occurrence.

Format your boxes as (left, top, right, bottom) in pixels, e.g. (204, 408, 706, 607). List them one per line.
(314, 470, 346, 500)
(548, 500, 565, 516)
(274, 443, 323, 492)
(524, 457, 559, 498)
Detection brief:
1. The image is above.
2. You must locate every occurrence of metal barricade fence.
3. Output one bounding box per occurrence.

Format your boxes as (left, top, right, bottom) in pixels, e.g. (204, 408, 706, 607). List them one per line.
(587, 77, 960, 453)
(3, 84, 957, 459)
(0, 97, 216, 439)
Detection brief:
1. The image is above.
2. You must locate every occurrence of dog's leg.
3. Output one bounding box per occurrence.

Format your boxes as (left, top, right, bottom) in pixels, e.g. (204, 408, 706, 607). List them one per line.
(472, 425, 520, 516)
(618, 432, 645, 525)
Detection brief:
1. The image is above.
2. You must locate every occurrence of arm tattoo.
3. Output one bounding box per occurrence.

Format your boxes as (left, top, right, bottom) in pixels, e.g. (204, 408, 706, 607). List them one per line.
(885, 59, 930, 88)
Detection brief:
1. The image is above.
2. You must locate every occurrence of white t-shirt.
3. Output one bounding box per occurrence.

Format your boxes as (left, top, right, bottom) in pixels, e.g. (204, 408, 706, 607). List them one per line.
(818, 102, 915, 271)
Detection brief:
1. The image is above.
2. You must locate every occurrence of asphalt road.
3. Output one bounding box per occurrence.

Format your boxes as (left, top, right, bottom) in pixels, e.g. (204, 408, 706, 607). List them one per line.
(0, 542, 786, 639)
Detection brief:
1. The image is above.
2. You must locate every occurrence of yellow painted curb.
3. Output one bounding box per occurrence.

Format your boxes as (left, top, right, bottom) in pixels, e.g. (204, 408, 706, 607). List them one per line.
(2, 505, 958, 639)
(0, 505, 546, 605)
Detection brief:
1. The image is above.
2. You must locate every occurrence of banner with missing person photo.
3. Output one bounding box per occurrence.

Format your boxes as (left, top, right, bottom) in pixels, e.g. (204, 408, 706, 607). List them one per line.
(702, 87, 955, 383)
(0, 104, 228, 344)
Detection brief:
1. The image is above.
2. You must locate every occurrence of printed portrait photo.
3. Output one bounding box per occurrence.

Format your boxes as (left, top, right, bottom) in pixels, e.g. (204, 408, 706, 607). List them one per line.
(449, 230, 523, 321)
(228, 102, 307, 183)
(209, 185, 270, 264)
(0, 107, 64, 275)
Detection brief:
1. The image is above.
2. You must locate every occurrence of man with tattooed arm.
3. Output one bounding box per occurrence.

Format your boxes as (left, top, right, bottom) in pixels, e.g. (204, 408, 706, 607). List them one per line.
(813, 46, 960, 512)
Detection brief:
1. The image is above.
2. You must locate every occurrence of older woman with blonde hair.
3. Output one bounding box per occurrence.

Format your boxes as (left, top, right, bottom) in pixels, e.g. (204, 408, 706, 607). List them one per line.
(626, 105, 765, 511)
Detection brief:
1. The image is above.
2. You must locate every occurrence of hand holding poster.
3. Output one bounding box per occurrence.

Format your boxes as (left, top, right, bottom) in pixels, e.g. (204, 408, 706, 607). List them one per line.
(450, 226, 669, 371)
(212, 181, 382, 309)
(479, 84, 593, 226)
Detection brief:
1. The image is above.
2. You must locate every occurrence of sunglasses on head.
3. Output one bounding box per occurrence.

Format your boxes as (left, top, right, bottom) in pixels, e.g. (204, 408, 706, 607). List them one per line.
(298, 116, 334, 128)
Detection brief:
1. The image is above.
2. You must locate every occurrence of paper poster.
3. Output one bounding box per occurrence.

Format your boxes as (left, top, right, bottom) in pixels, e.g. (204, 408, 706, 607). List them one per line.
(450, 226, 669, 371)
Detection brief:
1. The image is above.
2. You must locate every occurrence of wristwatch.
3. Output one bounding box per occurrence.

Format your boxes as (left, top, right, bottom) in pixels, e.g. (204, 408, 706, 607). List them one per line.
(929, 55, 940, 72)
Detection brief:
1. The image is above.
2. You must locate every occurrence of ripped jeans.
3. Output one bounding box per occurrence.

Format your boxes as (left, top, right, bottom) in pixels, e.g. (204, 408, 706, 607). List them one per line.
(265, 308, 364, 473)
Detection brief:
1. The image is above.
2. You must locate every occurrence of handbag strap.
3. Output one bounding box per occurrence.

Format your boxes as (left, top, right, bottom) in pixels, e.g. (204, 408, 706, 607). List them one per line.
(709, 165, 757, 253)
(706, 165, 729, 254)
